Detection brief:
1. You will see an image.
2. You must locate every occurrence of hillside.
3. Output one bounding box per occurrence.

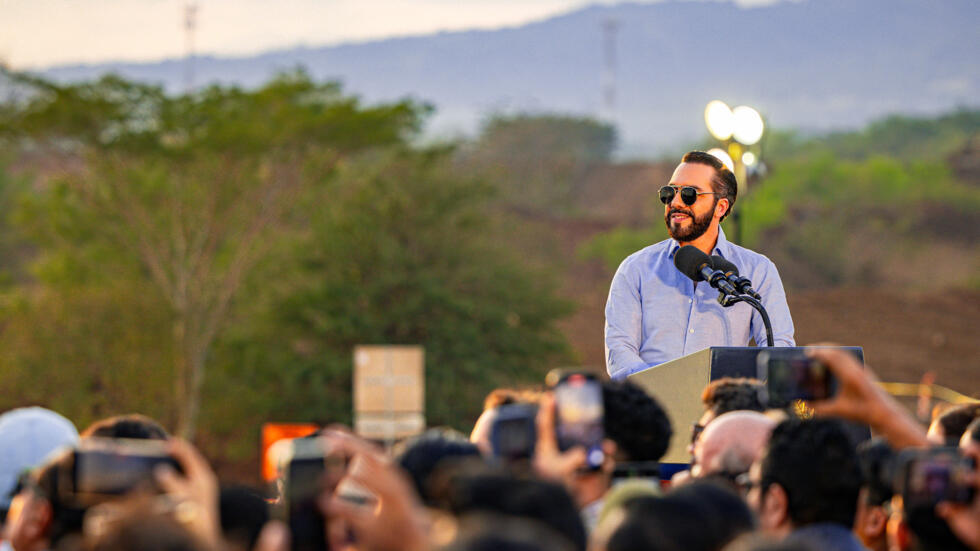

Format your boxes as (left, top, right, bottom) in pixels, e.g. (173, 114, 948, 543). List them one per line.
(35, 0, 980, 155)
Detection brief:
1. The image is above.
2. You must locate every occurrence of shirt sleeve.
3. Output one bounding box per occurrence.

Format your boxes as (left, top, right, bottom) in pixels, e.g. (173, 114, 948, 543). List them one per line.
(751, 258, 796, 347)
(604, 258, 650, 379)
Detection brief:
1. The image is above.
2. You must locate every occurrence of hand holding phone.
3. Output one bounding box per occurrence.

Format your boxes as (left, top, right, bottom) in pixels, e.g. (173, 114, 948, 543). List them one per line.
(551, 372, 605, 470)
(757, 349, 837, 408)
(897, 447, 977, 509)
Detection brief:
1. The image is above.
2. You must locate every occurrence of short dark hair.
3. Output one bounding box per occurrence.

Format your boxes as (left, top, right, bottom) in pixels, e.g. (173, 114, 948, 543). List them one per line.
(759, 418, 862, 528)
(701, 377, 766, 416)
(602, 380, 672, 462)
(936, 403, 980, 446)
(607, 481, 754, 551)
(394, 428, 482, 506)
(439, 471, 587, 551)
(856, 438, 895, 506)
(966, 417, 980, 445)
(681, 151, 738, 222)
(81, 414, 169, 440)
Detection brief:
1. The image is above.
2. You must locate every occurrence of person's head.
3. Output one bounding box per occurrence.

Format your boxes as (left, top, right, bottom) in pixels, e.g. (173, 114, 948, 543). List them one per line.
(395, 428, 483, 506)
(80, 414, 169, 440)
(747, 418, 862, 538)
(692, 410, 774, 481)
(218, 486, 269, 551)
(602, 480, 753, 551)
(5, 448, 85, 551)
(927, 403, 980, 446)
(0, 407, 78, 525)
(691, 378, 766, 453)
(662, 151, 737, 243)
(854, 438, 895, 551)
(601, 380, 672, 463)
(440, 513, 576, 551)
(960, 417, 980, 462)
(436, 468, 586, 551)
(83, 496, 208, 551)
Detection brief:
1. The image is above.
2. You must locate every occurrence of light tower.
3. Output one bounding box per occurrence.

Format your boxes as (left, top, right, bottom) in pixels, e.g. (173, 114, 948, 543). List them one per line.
(600, 16, 619, 123)
(184, 1, 199, 93)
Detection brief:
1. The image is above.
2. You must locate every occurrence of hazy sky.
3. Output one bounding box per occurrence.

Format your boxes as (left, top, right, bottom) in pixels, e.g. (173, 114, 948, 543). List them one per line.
(1, 0, 782, 69)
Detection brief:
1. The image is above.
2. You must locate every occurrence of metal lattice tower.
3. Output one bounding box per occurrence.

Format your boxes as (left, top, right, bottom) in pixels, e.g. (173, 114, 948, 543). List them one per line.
(600, 16, 619, 123)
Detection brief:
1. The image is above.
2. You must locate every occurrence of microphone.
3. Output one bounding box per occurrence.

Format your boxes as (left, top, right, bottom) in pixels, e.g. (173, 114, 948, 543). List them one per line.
(674, 246, 737, 296)
(710, 255, 762, 300)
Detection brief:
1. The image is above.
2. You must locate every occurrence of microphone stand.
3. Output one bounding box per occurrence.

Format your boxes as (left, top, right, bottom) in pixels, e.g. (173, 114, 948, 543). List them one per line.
(717, 292, 774, 347)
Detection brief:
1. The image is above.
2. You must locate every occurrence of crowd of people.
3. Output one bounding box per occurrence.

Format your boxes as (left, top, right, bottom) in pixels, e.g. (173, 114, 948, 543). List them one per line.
(1, 347, 978, 551)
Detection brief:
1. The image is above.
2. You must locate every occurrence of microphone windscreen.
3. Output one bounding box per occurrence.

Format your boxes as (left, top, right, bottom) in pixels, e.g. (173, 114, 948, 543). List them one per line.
(711, 255, 739, 276)
(674, 245, 710, 282)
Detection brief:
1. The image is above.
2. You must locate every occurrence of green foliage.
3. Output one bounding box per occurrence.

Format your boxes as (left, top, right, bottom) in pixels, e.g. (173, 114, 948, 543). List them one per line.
(765, 108, 980, 162)
(212, 148, 573, 436)
(459, 113, 617, 214)
(578, 225, 669, 273)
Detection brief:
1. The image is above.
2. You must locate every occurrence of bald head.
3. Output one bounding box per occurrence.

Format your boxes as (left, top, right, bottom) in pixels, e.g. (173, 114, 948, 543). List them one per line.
(693, 411, 775, 478)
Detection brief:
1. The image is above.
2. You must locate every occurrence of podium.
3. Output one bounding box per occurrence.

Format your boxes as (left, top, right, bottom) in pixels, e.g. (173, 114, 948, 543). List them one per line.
(627, 346, 864, 465)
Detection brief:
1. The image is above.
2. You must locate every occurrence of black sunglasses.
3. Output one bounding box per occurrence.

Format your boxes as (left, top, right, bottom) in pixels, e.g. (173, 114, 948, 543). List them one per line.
(659, 185, 718, 206)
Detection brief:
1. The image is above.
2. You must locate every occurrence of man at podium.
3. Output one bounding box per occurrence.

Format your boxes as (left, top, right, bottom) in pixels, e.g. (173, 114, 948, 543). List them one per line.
(604, 151, 795, 379)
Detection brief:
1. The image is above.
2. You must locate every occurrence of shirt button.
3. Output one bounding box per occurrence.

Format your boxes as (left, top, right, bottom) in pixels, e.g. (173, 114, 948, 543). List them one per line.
(689, 329, 695, 334)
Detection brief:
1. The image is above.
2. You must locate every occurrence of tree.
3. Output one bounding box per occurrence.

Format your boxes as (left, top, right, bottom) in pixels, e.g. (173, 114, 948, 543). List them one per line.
(0, 69, 424, 437)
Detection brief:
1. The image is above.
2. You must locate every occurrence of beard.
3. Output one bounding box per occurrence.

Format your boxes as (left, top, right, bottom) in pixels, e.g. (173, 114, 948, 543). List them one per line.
(665, 202, 715, 242)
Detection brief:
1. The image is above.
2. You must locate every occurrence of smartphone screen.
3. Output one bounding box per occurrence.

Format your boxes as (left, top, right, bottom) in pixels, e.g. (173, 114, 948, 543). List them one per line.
(554, 374, 605, 470)
(758, 350, 837, 407)
(285, 457, 328, 551)
(901, 447, 977, 508)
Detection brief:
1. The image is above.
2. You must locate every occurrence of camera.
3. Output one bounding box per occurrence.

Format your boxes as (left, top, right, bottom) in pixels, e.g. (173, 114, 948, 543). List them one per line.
(490, 403, 538, 461)
(69, 438, 180, 506)
(757, 349, 838, 408)
(896, 447, 976, 509)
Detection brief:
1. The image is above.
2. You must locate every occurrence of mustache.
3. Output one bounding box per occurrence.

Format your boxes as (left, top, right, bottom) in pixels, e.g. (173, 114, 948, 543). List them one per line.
(667, 207, 693, 217)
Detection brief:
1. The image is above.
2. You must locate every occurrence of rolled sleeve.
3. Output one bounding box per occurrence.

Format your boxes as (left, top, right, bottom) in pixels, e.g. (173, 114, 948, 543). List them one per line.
(604, 259, 649, 378)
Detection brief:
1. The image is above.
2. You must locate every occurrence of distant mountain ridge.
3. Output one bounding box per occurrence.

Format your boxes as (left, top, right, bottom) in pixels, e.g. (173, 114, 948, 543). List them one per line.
(37, 0, 980, 155)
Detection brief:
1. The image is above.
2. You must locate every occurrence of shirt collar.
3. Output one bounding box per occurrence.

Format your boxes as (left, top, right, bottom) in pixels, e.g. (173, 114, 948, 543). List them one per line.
(667, 226, 732, 259)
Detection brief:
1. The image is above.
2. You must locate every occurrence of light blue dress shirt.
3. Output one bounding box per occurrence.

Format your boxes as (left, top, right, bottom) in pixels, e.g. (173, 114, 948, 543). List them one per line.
(604, 228, 795, 379)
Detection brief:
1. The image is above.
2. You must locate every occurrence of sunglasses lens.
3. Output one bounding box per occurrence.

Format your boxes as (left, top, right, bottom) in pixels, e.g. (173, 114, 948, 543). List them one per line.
(680, 187, 698, 205)
(659, 186, 675, 205)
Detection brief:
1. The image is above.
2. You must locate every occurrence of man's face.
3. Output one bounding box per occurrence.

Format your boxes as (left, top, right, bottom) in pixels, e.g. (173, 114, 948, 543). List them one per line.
(663, 162, 725, 243)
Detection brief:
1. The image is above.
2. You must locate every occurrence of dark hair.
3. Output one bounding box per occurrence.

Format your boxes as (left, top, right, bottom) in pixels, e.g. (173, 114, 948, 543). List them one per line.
(218, 485, 269, 551)
(439, 471, 586, 551)
(395, 428, 483, 506)
(81, 414, 169, 440)
(443, 513, 576, 551)
(966, 417, 980, 445)
(680, 151, 738, 222)
(602, 380, 672, 462)
(936, 403, 980, 446)
(904, 501, 972, 551)
(607, 481, 753, 551)
(759, 418, 862, 528)
(856, 438, 895, 506)
(700, 377, 766, 416)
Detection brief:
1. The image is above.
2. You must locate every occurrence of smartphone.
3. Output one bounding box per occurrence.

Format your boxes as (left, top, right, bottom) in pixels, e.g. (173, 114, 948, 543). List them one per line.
(72, 438, 180, 504)
(757, 349, 837, 408)
(273, 437, 342, 551)
(552, 372, 605, 470)
(897, 447, 977, 509)
(490, 403, 538, 461)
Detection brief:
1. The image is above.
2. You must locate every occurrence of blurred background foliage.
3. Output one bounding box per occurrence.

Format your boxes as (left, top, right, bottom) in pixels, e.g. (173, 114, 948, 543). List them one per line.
(0, 69, 977, 474)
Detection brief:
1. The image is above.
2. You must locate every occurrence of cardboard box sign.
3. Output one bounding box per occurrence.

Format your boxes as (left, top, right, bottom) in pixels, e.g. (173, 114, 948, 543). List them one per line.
(353, 345, 425, 440)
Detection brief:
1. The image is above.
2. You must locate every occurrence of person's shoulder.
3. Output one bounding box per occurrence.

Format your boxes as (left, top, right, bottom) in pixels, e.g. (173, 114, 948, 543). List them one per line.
(617, 239, 674, 271)
(719, 240, 778, 270)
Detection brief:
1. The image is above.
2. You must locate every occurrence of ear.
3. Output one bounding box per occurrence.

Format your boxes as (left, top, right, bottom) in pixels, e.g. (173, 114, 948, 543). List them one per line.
(602, 438, 619, 473)
(760, 483, 790, 533)
(714, 197, 730, 220)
